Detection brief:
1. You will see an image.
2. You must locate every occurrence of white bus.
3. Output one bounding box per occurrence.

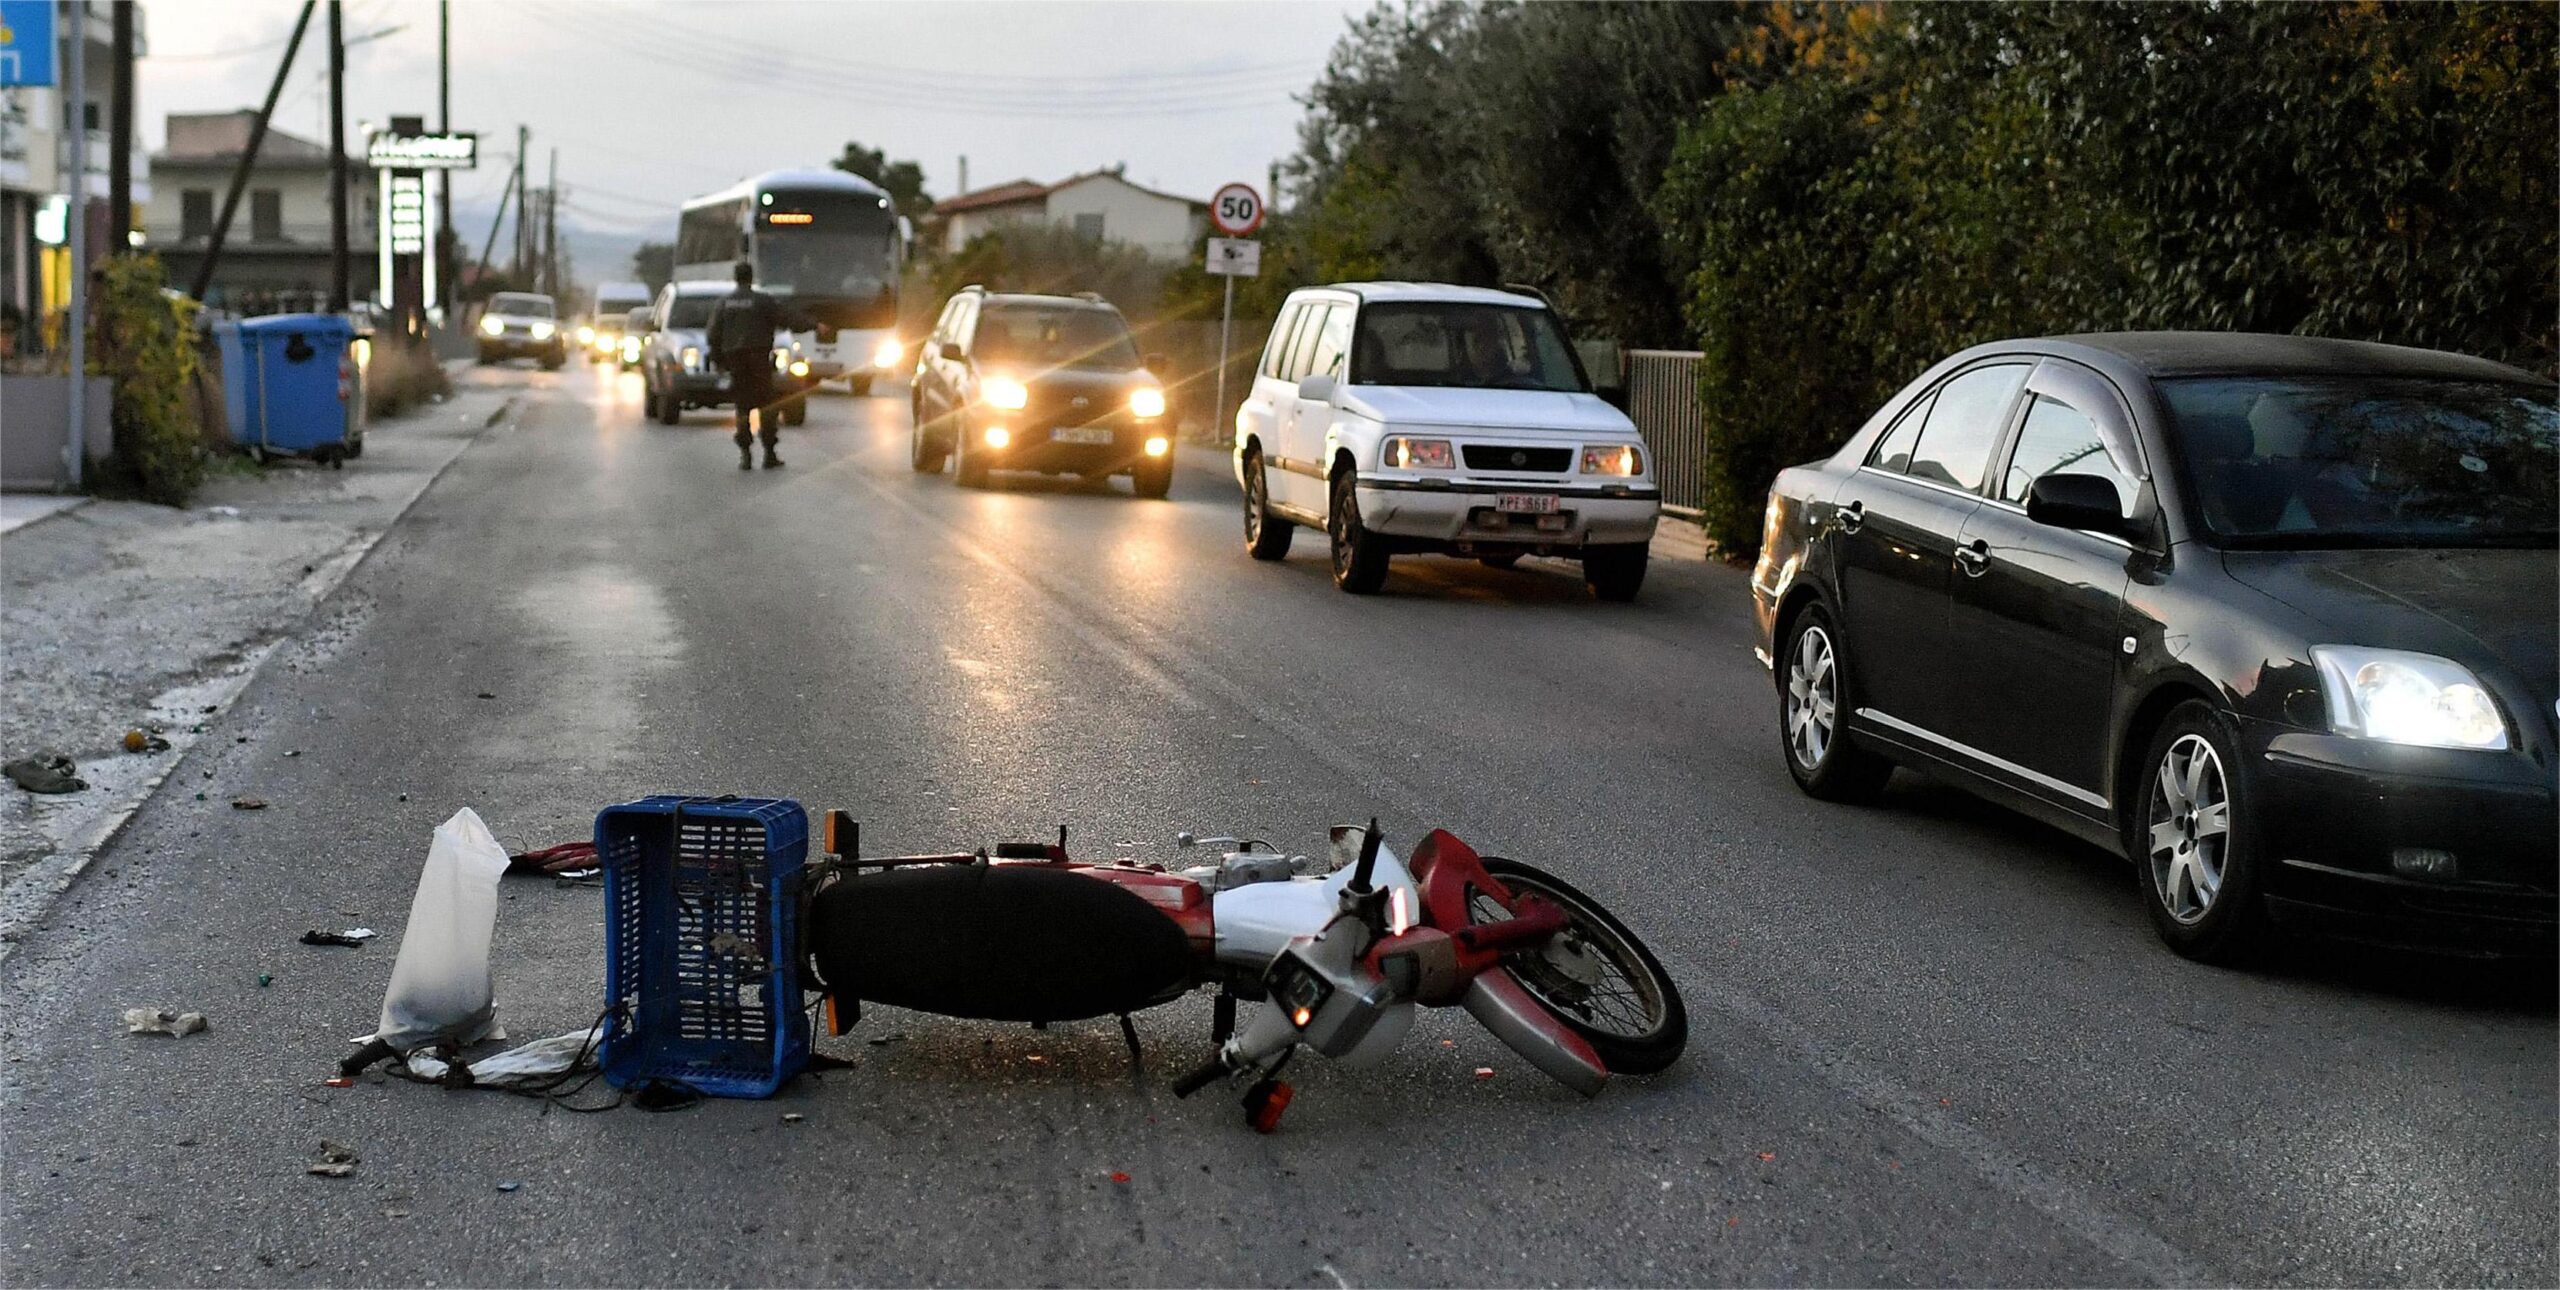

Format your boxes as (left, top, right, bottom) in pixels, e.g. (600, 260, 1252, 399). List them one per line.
(675, 168, 908, 396)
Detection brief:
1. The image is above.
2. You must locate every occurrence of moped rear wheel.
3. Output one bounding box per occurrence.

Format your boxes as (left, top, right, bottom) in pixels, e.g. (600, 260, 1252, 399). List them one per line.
(1470, 858, 1687, 1075)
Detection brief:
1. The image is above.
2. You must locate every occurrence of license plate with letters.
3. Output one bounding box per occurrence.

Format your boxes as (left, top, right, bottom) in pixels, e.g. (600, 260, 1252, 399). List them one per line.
(1497, 493, 1560, 515)
(1051, 426, 1115, 445)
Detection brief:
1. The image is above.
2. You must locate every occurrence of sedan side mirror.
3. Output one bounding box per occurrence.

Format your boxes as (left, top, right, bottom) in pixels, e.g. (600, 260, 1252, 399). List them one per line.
(1296, 373, 1338, 403)
(939, 341, 964, 363)
(2026, 473, 2134, 539)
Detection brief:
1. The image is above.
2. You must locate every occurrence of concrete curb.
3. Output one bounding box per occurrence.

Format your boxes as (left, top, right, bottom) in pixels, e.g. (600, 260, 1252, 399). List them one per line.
(0, 495, 93, 537)
(0, 392, 521, 965)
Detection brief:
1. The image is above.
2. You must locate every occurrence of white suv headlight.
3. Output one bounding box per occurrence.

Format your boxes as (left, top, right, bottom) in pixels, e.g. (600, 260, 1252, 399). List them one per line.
(1129, 387, 1166, 419)
(2311, 646, 2508, 750)
(530, 321, 555, 340)
(681, 345, 702, 372)
(1381, 436, 1453, 470)
(1581, 444, 1643, 476)
(479, 315, 503, 336)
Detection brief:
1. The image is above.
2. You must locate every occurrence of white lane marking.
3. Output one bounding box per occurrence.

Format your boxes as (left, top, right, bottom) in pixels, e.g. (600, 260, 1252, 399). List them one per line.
(1321, 1263, 1352, 1290)
(828, 426, 2211, 1287)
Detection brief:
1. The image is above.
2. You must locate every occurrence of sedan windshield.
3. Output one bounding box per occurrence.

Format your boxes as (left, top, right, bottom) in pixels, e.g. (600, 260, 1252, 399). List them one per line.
(489, 293, 554, 317)
(2163, 376, 2558, 548)
(975, 305, 1140, 371)
(1349, 302, 1586, 392)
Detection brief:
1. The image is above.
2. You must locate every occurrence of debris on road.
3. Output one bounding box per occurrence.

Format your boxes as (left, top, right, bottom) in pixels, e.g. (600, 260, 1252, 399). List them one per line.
(507, 840, 598, 875)
(231, 797, 270, 811)
(258, 974, 274, 987)
(780, 1112, 805, 1124)
(121, 729, 171, 754)
(123, 1008, 209, 1037)
(1474, 1066, 1496, 1079)
(495, 1181, 520, 1193)
(367, 808, 508, 1058)
(5, 753, 86, 794)
(300, 928, 378, 948)
(866, 1031, 906, 1047)
(306, 1141, 360, 1178)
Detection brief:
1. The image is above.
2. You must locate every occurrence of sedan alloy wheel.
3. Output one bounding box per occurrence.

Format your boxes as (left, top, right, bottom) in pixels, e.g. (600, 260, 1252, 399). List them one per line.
(2147, 733, 2230, 924)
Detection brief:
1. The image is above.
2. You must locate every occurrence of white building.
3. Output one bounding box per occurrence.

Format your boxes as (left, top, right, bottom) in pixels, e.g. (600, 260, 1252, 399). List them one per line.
(0, 1, 150, 355)
(930, 166, 1207, 261)
(143, 109, 376, 312)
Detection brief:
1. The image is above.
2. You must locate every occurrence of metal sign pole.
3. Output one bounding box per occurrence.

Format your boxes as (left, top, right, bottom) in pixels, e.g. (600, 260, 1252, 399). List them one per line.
(1215, 274, 1234, 442)
(64, 0, 87, 491)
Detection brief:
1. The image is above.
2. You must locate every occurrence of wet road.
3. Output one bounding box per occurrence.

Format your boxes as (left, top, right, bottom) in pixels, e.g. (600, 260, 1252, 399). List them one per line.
(3, 362, 2551, 1286)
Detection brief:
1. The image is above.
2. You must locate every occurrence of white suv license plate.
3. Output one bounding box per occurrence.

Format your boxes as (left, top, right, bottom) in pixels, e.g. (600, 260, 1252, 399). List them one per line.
(1051, 426, 1114, 445)
(1497, 493, 1560, 515)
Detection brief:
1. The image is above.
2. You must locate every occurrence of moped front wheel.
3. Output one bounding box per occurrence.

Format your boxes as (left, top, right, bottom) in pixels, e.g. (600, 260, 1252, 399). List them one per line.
(1470, 858, 1687, 1075)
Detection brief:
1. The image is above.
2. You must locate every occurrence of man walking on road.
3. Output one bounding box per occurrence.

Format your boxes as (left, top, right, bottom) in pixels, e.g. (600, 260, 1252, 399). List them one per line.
(705, 261, 804, 470)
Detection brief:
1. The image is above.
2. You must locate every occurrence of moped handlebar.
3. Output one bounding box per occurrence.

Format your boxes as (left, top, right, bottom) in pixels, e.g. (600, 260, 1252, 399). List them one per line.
(1170, 1055, 1228, 1098)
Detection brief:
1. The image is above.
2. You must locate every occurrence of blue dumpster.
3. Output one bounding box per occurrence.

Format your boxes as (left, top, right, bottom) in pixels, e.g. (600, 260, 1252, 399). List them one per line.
(216, 313, 361, 465)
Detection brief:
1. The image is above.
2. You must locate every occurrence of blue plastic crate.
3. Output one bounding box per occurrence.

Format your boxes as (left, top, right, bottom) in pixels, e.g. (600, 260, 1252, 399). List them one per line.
(597, 795, 810, 1099)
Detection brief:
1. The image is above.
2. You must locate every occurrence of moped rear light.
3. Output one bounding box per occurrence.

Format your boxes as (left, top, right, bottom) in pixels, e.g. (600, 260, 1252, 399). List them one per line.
(1245, 1078, 1293, 1134)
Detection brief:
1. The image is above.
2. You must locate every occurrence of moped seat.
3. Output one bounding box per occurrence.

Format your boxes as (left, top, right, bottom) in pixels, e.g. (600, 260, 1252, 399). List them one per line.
(805, 863, 1196, 1024)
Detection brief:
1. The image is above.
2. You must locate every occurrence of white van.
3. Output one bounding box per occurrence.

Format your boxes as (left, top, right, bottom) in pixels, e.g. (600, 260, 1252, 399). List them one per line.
(1231, 283, 1660, 599)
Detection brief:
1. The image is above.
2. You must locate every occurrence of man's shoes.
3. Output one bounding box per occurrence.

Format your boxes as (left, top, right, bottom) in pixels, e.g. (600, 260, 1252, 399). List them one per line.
(738, 450, 753, 470)
(762, 453, 785, 470)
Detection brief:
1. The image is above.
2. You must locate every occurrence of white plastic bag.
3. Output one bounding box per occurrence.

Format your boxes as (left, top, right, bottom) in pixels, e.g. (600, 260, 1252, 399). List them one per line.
(374, 807, 510, 1054)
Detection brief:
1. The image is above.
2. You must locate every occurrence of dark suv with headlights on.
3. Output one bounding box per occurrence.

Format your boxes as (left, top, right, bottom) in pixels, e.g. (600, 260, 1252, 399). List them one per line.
(1752, 332, 2555, 963)
(910, 288, 1174, 498)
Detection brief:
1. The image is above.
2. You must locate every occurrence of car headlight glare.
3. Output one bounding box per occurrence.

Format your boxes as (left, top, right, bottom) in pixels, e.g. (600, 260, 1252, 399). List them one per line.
(620, 337, 641, 360)
(984, 426, 1011, 449)
(982, 376, 1030, 410)
(2311, 646, 2508, 750)
(1130, 387, 1167, 420)
(681, 345, 702, 372)
(1381, 436, 1454, 470)
(1144, 436, 1170, 458)
(872, 338, 903, 369)
(530, 321, 555, 340)
(576, 325, 595, 344)
(479, 315, 503, 336)
(1581, 444, 1643, 476)
(789, 359, 810, 378)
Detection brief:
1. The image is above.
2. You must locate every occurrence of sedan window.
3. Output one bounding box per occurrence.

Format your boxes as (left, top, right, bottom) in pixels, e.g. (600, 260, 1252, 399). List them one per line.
(1866, 392, 1935, 474)
(2002, 395, 2137, 507)
(1908, 363, 2030, 492)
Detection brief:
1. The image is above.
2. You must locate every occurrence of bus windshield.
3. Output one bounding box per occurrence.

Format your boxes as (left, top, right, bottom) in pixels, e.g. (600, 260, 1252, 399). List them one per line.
(754, 190, 898, 302)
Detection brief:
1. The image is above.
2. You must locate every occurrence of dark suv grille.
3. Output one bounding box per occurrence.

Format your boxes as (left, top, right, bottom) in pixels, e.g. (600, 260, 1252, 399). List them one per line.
(1462, 445, 1572, 473)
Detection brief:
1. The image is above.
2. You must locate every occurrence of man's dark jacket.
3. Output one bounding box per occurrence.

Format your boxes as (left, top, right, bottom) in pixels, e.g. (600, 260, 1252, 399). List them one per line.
(705, 288, 786, 372)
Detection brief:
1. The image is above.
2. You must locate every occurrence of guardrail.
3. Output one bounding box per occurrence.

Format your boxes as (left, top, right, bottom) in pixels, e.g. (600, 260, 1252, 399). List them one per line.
(1623, 349, 1706, 518)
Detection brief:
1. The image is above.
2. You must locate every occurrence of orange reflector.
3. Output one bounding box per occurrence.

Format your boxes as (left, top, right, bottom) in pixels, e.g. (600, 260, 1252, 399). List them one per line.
(767, 212, 814, 225)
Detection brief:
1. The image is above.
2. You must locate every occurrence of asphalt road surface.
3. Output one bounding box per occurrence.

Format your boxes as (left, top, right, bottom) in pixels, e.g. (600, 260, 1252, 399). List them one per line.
(3, 364, 2550, 1287)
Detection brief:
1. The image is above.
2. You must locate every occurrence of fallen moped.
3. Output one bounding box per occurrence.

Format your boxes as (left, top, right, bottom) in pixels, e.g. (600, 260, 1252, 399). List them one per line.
(802, 817, 1687, 1130)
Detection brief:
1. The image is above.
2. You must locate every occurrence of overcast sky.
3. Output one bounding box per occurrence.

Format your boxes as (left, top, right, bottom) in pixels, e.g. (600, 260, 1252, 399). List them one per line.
(141, 0, 1362, 273)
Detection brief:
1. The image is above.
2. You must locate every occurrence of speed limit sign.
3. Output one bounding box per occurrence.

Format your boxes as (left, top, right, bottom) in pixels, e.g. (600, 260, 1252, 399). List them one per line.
(1210, 182, 1264, 237)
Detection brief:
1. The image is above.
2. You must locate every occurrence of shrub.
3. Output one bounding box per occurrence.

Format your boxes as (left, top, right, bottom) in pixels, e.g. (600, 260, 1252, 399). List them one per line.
(89, 255, 204, 506)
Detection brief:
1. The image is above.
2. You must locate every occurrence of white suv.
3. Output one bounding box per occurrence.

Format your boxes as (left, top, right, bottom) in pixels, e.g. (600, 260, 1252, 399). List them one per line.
(1231, 283, 1660, 599)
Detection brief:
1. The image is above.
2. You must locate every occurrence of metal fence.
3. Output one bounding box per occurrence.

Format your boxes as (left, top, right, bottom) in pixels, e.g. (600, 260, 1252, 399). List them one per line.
(1623, 349, 1707, 518)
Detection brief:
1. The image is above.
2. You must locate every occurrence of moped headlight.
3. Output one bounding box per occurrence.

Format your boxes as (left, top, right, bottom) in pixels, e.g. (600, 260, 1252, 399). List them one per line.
(2311, 646, 2508, 750)
(1381, 436, 1453, 470)
(1130, 387, 1166, 420)
(1580, 444, 1643, 476)
(982, 376, 1030, 410)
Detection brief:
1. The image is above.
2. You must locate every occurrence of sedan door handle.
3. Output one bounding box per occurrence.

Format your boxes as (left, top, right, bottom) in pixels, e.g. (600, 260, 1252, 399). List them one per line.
(1837, 500, 1865, 534)
(1955, 539, 1990, 576)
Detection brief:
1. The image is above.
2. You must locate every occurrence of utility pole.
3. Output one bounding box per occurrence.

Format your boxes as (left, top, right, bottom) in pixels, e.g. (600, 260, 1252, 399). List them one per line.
(190, 2, 318, 302)
(436, 0, 452, 314)
(110, 1, 134, 254)
(543, 147, 557, 296)
(511, 125, 528, 281)
(326, 0, 349, 312)
(65, 0, 89, 491)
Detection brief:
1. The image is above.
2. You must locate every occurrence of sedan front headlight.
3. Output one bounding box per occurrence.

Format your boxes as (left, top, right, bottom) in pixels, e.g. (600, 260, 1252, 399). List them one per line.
(1130, 387, 1166, 420)
(530, 321, 555, 340)
(1581, 444, 1644, 476)
(981, 375, 1030, 410)
(2311, 646, 2509, 750)
(681, 345, 702, 372)
(1381, 436, 1453, 470)
(479, 315, 503, 336)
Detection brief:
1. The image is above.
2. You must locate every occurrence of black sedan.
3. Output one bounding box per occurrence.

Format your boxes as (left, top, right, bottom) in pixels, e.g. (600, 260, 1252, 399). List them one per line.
(1750, 332, 2556, 962)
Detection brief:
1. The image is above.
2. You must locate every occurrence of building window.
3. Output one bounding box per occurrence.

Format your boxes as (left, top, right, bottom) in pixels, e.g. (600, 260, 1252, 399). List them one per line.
(1072, 212, 1104, 241)
(181, 190, 214, 242)
(251, 190, 282, 243)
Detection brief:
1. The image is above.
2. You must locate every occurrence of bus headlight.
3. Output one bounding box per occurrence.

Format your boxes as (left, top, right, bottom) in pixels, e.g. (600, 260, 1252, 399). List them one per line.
(479, 315, 503, 336)
(982, 376, 1029, 410)
(1130, 387, 1166, 419)
(872, 338, 902, 369)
